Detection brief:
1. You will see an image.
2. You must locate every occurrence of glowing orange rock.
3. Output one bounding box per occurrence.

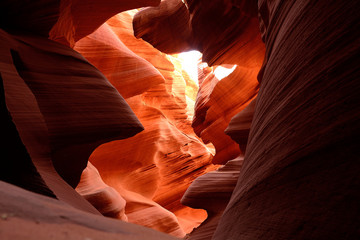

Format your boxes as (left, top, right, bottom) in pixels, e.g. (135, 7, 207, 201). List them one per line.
(74, 11, 217, 236)
(134, 0, 265, 164)
(193, 64, 259, 164)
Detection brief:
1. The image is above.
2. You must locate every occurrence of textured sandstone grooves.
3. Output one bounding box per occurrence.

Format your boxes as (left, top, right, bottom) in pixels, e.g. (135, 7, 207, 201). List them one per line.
(74, 11, 217, 236)
(213, 1, 360, 239)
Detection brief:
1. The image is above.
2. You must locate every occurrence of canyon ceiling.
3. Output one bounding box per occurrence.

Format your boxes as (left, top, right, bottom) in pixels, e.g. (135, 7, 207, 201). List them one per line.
(1, 0, 359, 239)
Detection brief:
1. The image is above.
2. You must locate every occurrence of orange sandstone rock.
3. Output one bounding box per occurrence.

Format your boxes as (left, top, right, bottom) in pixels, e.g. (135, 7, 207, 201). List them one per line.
(74, 11, 217, 236)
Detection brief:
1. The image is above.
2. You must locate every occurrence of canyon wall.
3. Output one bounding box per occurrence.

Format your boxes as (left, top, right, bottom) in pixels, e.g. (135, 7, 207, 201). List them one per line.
(213, 1, 360, 239)
(1, 0, 359, 239)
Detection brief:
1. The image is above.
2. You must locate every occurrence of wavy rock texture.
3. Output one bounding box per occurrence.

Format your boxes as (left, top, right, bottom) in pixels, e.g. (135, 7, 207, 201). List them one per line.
(0, 181, 177, 240)
(0, 30, 143, 214)
(181, 157, 243, 240)
(74, 11, 217, 236)
(213, 1, 360, 239)
(135, 0, 265, 164)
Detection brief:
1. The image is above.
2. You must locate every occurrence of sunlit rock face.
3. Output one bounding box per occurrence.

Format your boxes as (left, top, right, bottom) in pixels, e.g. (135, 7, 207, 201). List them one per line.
(192, 63, 259, 164)
(134, 0, 265, 164)
(2, 0, 359, 239)
(213, 1, 360, 239)
(74, 11, 217, 236)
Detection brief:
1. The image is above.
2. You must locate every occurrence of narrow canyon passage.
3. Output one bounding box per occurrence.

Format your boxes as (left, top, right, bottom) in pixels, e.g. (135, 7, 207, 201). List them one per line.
(1, 1, 359, 240)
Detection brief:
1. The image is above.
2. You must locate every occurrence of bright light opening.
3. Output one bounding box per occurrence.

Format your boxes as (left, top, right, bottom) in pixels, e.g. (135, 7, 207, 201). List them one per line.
(177, 50, 202, 85)
(214, 64, 237, 80)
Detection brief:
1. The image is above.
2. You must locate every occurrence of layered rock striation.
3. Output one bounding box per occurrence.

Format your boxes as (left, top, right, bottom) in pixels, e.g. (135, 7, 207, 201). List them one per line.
(74, 11, 217, 236)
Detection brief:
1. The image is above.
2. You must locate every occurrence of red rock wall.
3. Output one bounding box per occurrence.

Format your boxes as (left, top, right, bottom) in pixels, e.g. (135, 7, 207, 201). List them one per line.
(213, 1, 360, 239)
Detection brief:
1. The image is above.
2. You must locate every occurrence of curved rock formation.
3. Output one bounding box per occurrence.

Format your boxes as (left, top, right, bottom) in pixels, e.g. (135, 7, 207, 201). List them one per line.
(134, 0, 265, 164)
(3, 0, 358, 239)
(213, 1, 360, 239)
(1, 0, 216, 239)
(192, 64, 259, 164)
(74, 11, 217, 236)
(181, 157, 243, 240)
(0, 30, 143, 215)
